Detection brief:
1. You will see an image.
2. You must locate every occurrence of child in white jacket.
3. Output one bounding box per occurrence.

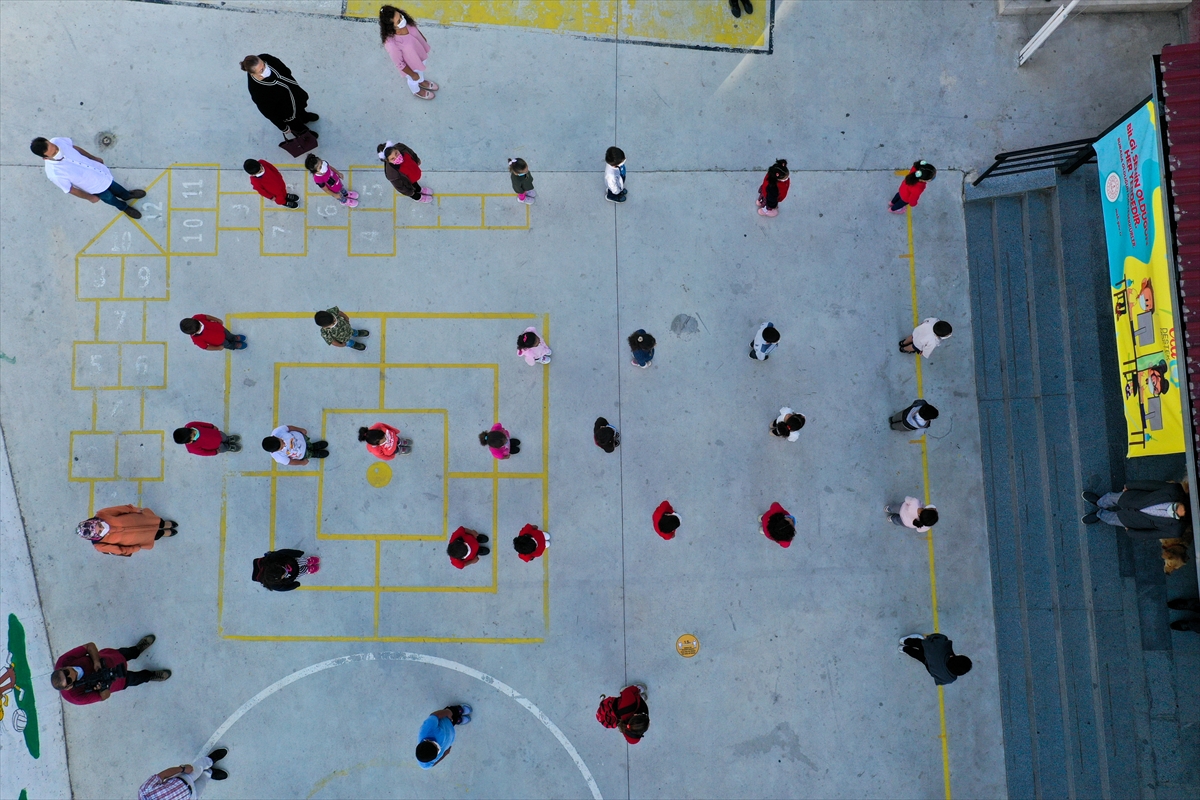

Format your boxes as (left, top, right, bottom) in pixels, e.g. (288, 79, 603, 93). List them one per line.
(605, 146, 627, 203)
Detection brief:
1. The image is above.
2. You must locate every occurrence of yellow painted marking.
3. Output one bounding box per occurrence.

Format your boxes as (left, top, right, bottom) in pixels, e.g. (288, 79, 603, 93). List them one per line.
(900, 200, 951, 800)
(366, 462, 393, 487)
(346, 0, 770, 50)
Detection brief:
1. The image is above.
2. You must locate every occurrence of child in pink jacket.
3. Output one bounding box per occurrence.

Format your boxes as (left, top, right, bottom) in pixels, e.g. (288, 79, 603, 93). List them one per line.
(516, 327, 552, 365)
(479, 423, 520, 458)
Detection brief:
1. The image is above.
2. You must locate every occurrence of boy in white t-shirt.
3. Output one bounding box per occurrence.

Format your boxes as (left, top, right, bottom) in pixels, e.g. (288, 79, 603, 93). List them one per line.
(900, 318, 952, 358)
(262, 424, 327, 465)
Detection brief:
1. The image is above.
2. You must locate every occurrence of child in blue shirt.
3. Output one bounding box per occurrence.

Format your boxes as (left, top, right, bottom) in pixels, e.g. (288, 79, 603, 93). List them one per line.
(415, 705, 471, 769)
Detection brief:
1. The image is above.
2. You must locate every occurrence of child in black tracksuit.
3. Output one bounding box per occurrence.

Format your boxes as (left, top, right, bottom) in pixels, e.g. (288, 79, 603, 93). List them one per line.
(252, 549, 320, 591)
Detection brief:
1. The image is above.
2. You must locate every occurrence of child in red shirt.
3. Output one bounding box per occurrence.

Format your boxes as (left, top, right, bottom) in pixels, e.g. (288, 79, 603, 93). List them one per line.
(512, 524, 549, 562)
(174, 421, 240, 455)
(756, 159, 789, 217)
(244, 158, 298, 208)
(596, 684, 649, 744)
(178, 314, 246, 350)
(447, 526, 490, 569)
(889, 160, 936, 213)
(761, 502, 796, 547)
(358, 423, 411, 460)
(652, 501, 680, 540)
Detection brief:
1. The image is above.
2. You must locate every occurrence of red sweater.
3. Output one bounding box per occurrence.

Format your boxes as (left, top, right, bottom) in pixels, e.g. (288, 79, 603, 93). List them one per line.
(616, 685, 648, 744)
(184, 421, 224, 456)
(54, 645, 128, 705)
(652, 500, 677, 540)
(759, 174, 790, 206)
(250, 161, 289, 205)
(449, 526, 480, 569)
(515, 523, 547, 562)
(189, 314, 227, 349)
(897, 172, 927, 206)
(762, 502, 794, 548)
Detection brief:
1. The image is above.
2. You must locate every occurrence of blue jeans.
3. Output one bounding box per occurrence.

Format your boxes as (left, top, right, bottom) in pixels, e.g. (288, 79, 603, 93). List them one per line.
(96, 180, 132, 211)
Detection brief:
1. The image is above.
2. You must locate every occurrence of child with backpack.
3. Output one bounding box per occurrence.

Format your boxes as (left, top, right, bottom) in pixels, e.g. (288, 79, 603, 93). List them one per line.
(508, 158, 536, 204)
(886, 497, 938, 531)
(761, 502, 796, 548)
(629, 330, 655, 368)
(756, 159, 789, 217)
(252, 549, 320, 591)
(305, 154, 358, 207)
(479, 423, 519, 459)
(749, 322, 780, 360)
(516, 327, 551, 365)
(512, 523, 549, 562)
(652, 500, 680, 540)
(359, 423, 412, 460)
(770, 408, 806, 441)
(605, 146, 627, 203)
(889, 160, 936, 213)
(593, 418, 620, 453)
(447, 526, 489, 568)
(596, 684, 649, 744)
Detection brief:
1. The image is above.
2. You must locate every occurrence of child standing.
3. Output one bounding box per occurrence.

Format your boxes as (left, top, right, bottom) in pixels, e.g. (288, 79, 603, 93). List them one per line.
(889, 399, 938, 432)
(749, 322, 780, 360)
(244, 158, 298, 208)
(889, 160, 936, 213)
(770, 408, 805, 441)
(359, 423, 412, 459)
(252, 549, 320, 591)
(628, 330, 655, 368)
(378, 141, 432, 203)
(761, 502, 796, 547)
(516, 327, 551, 365)
(174, 422, 241, 455)
(605, 146, 627, 203)
(179, 314, 246, 351)
(593, 417, 620, 453)
(900, 318, 953, 358)
(886, 497, 938, 531)
(508, 158, 536, 204)
(512, 523, 549, 562)
(447, 526, 490, 568)
(596, 684, 649, 744)
(479, 423, 520, 458)
(652, 500, 680, 540)
(756, 159, 790, 217)
(305, 155, 358, 207)
(315, 307, 369, 351)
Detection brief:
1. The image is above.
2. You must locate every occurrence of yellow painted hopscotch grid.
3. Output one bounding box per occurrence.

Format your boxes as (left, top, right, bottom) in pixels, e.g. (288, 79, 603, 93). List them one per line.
(71, 167, 173, 514)
(216, 312, 551, 644)
(896, 170, 951, 800)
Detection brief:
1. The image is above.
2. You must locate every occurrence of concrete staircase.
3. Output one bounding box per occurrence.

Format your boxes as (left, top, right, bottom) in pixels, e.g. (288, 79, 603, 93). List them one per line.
(964, 169, 1199, 799)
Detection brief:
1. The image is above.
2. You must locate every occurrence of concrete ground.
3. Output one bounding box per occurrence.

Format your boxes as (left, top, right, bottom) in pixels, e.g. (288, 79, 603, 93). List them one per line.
(0, 2, 1183, 798)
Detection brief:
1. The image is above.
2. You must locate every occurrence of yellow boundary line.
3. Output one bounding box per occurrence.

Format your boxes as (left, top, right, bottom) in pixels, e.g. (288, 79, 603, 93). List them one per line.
(898, 188, 951, 800)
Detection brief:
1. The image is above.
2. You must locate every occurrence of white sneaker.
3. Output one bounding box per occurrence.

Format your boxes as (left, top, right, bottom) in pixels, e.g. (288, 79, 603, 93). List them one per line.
(542, 532, 550, 545)
(634, 683, 647, 702)
(899, 634, 924, 648)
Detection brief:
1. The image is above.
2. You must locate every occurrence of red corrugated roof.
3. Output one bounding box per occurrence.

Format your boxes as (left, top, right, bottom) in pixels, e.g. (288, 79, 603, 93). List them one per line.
(1160, 42, 1200, 451)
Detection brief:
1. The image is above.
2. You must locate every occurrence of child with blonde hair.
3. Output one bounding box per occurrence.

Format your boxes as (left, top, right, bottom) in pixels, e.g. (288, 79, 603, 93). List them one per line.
(509, 158, 536, 204)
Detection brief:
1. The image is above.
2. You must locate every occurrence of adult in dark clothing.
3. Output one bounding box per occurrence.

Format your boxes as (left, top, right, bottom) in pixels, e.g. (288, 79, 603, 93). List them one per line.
(899, 633, 972, 685)
(241, 54, 318, 136)
(50, 637, 169, 704)
(1081, 480, 1189, 537)
(252, 549, 320, 591)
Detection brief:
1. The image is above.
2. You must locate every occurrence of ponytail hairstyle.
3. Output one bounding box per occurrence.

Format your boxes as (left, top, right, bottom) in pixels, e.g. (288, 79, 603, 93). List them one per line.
(619, 713, 650, 738)
(359, 427, 385, 445)
(480, 429, 508, 448)
(378, 5, 415, 44)
(905, 160, 937, 185)
(304, 154, 322, 174)
(508, 157, 528, 175)
(517, 330, 539, 350)
(767, 159, 789, 182)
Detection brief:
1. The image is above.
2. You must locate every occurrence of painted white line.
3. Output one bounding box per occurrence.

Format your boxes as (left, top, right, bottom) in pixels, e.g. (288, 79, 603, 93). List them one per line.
(196, 651, 603, 799)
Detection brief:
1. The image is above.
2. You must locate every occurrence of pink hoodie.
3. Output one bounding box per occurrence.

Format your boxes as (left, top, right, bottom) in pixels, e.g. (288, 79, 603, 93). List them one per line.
(517, 326, 552, 365)
(488, 422, 510, 460)
(384, 25, 430, 74)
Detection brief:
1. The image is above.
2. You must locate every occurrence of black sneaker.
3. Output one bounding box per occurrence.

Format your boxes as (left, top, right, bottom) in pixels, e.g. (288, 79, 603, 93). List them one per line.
(1081, 491, 1100, 505)
(351, 342, 366, 351)
(208, 748, 228, 762)
(1170, 618, 1200, 633)
(477, 546, 491, 556)
(304, 112, 320, 122)
(475, 535, 489, 544)
(1167, 597, 1200, 612)
(741, 0, 753, 14)
(1081, 512, 1099, 524)
(123, 206, 142, 219)
(128, 189, 147, 199)
(151, 669, 172, 681)
(135, 634, 156, 654)
(211, 768, 229, 781)
(285, 200, 299, 209)
(728, 0, 741, 17)
(355, 330, 370, 337)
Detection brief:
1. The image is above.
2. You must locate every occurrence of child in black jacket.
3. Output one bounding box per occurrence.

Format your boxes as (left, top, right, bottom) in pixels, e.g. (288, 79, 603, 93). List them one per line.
(252, 549, 320, 591)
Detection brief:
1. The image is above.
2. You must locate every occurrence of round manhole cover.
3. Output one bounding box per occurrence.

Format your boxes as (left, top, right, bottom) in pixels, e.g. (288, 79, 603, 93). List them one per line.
(676, 634, 699, 658)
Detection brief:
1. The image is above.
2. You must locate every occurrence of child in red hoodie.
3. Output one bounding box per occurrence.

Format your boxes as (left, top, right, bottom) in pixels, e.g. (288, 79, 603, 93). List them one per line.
(244, 158, 298, 208)
(512, 524, 549, 562)
(756, 159, 789, 217)
(652, 501, 681, 540)
(761, 502, 795, 547)
(889, 160, 936, 213)
(447, 526, 490, 569)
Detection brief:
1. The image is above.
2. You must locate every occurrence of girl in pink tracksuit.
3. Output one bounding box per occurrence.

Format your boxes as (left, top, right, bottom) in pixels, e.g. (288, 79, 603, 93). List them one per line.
(479, 422, 520, 458)
(305, 155, 358, 207)
(516, 327, 551, 365)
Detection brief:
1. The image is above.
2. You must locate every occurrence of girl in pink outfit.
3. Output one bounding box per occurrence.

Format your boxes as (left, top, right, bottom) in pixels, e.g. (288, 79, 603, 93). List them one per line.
(516, 328, 551, 365)
(479, 423, 520, 459)
(305, 155, 358, 207)
(379, 5, 437, 100)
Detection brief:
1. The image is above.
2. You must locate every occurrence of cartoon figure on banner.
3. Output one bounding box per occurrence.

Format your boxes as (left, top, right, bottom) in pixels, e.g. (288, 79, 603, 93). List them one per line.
(0, 652, 27, 733)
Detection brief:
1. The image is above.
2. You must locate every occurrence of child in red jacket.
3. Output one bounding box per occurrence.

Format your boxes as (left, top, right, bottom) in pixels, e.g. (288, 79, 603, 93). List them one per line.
(512, 523, 549, 562)
(447, 526, 490, 568)
(761, 502, 796, 547)
(652, 501, 681, 540)
(244, 158, 298, 208)
(596, 684, 649, 744)
(174, 422, 240, 455)
(756, 159, 789, 217)
(889, 160, 936, 213)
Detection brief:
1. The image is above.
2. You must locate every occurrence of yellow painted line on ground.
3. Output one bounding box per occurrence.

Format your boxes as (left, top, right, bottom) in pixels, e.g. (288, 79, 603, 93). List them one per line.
(901, 200, 951, 800)
(217, 473, 229, 635)
(449, 471, 545, 479)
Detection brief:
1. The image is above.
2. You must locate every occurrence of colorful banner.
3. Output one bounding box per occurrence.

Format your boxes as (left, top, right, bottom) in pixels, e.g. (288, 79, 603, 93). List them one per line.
(1095, 101, 1185, 457)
